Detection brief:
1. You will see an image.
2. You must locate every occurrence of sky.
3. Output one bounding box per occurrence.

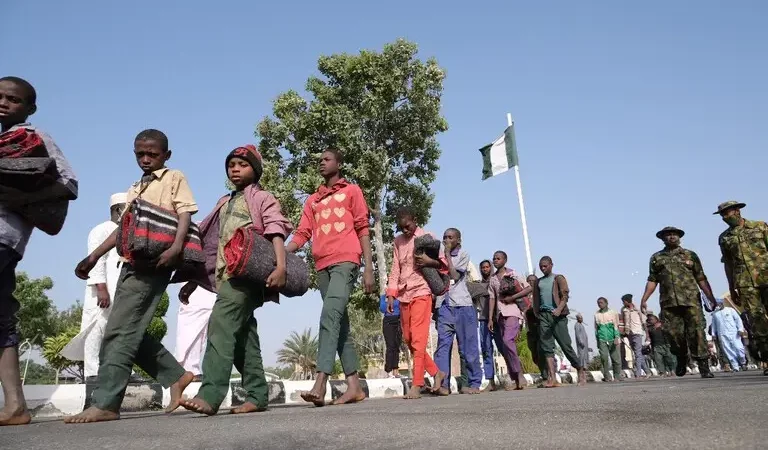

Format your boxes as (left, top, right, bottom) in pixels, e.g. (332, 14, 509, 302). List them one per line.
(3, 0, 767, 366)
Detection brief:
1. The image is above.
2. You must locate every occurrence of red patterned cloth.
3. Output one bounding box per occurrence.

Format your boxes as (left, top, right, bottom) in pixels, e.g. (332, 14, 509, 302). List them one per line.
(117, 198, 204, 267)
(225, 226, 310, 297)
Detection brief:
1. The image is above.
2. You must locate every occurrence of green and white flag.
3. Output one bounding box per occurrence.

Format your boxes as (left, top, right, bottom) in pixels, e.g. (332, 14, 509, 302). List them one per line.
(479, 124, 519, 180)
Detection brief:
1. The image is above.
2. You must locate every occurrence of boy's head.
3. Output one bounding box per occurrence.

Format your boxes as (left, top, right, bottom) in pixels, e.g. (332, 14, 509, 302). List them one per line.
(621, 294, 633, 307)
(134, 129, 170, 175)
(492, 251, 507, 269)
(479, 260, 492, 279)
(319, 148, 343, 179)
(226, 145, 263, 190)
(539, 256, 553, 276)
(648, 314, 659, 326)
(443, 228, 461, 250)
(526, 274, 537, 285)
(395, 206, 418, 237)
(597, 297, 608, 310)
(0, 76, 37, 130)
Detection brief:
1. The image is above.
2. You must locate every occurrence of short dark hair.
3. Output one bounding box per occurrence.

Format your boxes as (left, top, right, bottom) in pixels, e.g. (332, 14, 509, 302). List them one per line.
(479, 260, 491, 267)
(445, 227, 461, 238)
(597, 297, 608, 303)
(540, 256, 553, 264)
(323, 147, 344, 165)
(494, 250, 508, 261)
(135, 129, 169, 152)
(621, 294, 633, 303)
(0, 76, 36, 104)
(395, 206, 415, 221)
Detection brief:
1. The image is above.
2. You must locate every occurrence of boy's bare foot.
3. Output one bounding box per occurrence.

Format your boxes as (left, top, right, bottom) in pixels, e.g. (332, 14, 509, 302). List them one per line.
(230, 402, 266, 414)
(430, 371, 447, 393)
(332, 389, 366, 405)
(461, 387, 480, 395)
(577, 369, 587, 386)
(481, 382, 497, 393)
(0, 407, 31, 426)
(404, 386, 422, 399)
(543, 379, 561, 388)
(166, 371, 195, 413)
(179, 397, 215, 416)
(64, 407, 119, 424)
(433, 387, 450, 396)
(301, 373, 328, 406)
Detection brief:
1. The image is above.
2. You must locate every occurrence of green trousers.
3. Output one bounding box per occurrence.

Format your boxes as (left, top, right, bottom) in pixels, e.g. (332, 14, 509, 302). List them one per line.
(92, 264, 185, 411)
(526, 318, 548, 378)
(316, 262, 360, 375)
(197, 279, 267, 412)
(653, 343, 677, 373)
(538, 311, 581, 369)
(458, 350, 468, 388)
(740, 287, 768, 360)
(662, 305, 708, 361)
(598, 340, 621, 380)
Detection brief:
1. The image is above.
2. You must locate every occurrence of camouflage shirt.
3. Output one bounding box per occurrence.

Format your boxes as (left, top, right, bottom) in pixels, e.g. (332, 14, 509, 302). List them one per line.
(718, 219, 768, 289)
(647, 246, 707, 309)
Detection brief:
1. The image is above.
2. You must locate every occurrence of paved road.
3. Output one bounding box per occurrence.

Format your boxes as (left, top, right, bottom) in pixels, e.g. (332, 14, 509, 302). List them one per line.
(2, 371, 767, 450)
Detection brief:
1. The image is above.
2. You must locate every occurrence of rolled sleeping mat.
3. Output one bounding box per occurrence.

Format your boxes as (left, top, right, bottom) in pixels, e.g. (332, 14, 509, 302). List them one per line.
(225, 226, 310, 297)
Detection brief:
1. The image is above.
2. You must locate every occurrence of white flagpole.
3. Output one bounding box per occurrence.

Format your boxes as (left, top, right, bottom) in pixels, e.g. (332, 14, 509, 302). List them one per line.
(507, 113, 534, 276)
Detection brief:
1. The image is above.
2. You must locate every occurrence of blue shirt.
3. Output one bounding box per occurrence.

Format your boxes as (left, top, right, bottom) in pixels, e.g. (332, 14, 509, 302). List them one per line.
(379, 294, 400, 316)
(537, 273, 556, 311)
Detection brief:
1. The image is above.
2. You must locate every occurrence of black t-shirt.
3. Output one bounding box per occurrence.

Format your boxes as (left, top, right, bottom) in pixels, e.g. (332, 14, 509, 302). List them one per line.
(648, 327, 666, 347)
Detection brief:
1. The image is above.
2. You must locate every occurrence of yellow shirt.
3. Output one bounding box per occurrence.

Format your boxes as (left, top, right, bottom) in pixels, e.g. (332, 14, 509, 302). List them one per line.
(125, 168, 198, 215)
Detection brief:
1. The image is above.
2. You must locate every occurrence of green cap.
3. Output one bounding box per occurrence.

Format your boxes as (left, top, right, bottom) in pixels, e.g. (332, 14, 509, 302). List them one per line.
(655, 226, 685, 240)
(713, 201, 746, 215)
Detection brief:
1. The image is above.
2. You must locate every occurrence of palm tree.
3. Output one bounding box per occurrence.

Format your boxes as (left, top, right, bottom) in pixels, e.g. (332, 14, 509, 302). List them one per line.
(277, 328, 318, 380)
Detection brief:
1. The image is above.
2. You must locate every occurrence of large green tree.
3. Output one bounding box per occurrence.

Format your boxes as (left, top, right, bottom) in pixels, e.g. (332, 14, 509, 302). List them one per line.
(256, 38, 448, 301)
(14, 272, 58, 350)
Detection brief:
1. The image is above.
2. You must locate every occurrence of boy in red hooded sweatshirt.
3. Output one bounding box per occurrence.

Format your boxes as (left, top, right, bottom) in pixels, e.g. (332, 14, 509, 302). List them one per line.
(287, 148, 375, 406)
(177, 145, 293, 416)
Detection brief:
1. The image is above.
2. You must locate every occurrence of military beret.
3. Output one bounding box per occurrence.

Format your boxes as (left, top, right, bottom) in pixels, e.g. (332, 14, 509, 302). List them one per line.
(713, 201, 746, 215)
(655, 226, 685, 240)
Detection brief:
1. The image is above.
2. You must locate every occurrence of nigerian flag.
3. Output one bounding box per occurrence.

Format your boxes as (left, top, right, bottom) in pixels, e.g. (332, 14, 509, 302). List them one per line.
(479, 124, 519, 180)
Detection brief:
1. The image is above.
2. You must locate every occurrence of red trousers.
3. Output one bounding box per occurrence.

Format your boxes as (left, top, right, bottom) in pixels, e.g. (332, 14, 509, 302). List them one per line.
(400, 295, 438, 387)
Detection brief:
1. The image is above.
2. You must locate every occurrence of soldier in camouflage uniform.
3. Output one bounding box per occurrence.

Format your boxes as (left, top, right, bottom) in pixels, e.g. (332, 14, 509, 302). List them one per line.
(715, 201, 768, 375)
(640, 226, 719, 378)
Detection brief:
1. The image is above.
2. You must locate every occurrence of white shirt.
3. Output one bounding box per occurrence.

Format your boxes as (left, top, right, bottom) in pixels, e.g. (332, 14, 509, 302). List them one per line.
(83, 221, 121, 309)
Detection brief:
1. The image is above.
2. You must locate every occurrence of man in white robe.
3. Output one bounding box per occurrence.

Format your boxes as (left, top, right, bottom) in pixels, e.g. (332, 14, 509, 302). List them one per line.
(175, 285, 216, 381)
(63, 193, 126, 381)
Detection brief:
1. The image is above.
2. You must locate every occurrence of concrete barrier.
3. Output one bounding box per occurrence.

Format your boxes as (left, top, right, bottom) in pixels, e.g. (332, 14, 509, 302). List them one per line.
(2, 368, 687, 419)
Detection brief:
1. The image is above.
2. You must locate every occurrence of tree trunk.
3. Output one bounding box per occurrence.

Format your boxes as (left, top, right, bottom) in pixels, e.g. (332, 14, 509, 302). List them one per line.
(372, 207, 389, 295)
(55, 368, 60, 385)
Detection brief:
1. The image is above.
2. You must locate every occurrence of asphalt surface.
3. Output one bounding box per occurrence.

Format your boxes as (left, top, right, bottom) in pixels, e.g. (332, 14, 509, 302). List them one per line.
(2, 371, 767, 450)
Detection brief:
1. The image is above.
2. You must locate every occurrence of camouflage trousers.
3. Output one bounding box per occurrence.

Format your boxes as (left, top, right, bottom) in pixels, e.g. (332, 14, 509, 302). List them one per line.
(739, 287, 768, 361)
(661, 305, 708, 361)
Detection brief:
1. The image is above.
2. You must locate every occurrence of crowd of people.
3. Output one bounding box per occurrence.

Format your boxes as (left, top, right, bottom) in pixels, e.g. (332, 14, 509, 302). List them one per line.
(1, 74, 768, 429)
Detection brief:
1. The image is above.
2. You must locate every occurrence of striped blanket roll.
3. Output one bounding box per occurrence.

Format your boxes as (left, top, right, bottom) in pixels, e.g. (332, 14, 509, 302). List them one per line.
(117, 198, 204, 267)
(414, 234, 449, 295)
(224, 226, 310, 298)
(0, 128, 48, 158)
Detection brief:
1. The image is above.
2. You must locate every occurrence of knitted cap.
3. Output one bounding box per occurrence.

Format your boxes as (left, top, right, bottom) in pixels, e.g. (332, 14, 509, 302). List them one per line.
(226, 145, 263, 182)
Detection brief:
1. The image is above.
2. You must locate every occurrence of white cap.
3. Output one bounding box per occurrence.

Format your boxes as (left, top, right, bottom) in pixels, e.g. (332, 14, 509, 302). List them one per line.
(110, 193, 127, 207)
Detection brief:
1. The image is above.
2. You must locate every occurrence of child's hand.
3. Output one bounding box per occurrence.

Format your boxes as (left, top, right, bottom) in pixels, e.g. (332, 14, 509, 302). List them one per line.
(156, 246, 181, 270)
(75, 254, 98, 280)
(179, 282, 197, 305)
(363, 267, 375, 294)
(266, 267, 287, 290)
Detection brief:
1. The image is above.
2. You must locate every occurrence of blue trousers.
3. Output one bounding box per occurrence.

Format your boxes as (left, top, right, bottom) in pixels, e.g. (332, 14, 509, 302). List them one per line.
(478, 319, 504, 382)
(435, 304, 482, 389)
